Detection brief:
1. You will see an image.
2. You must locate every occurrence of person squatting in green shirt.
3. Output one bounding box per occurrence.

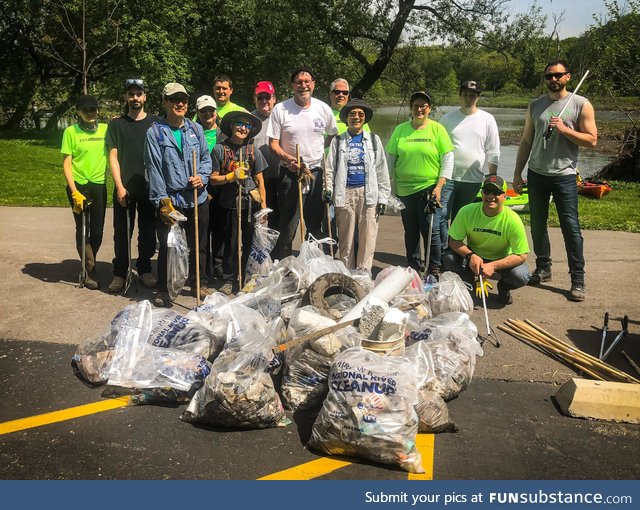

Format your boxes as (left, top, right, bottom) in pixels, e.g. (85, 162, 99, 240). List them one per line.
(61, 94, 108, 290)
(443, 175, 531, 305)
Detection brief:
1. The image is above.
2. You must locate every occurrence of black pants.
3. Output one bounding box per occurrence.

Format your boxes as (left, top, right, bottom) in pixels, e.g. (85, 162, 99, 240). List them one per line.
(206, 192, 224, 280)
(111, 189, 156, 277)
(398, 187, 442, 272)
(156, 198, 209, 292)
(264, 177, 280, 230)
(66, 182, 107, 257)
(273, 166, 323, 260)
(219, 206, 254, 282)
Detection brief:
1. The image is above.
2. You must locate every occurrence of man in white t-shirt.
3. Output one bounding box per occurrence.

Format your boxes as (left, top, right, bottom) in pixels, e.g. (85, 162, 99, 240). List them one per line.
(439, 80, 500, 259)
(268, 67, 338, 258)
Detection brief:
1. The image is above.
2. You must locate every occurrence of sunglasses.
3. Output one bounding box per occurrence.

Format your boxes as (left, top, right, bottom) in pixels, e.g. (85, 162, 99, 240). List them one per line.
(332, 90, 349, 96)
(481, 188, 504, 196)
(411, 104, 430, 111)
(168, 96, 188, 104)
(232, 120, 253, 130)
(125, 78, 144, 88)
(256, 94, 272, 101)
(544, 72, 568, 80)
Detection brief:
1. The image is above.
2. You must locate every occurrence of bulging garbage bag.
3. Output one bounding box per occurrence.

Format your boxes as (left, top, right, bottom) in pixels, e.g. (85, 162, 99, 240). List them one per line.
(308, 347, 424, 473)
(245, 208, 279, 279)
(427, 272, 474, 317)
(167, 211, 189, 301)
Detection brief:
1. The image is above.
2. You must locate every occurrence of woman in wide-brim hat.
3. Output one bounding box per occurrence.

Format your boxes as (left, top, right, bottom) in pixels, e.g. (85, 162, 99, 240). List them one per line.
(219, 110, 262, 141)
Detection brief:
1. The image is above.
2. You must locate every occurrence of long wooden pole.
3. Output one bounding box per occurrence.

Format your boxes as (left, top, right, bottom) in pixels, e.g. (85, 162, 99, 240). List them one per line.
(192, 149, 200, 307)
(296, 144, 306, 243)
(237, 150, 244, 291)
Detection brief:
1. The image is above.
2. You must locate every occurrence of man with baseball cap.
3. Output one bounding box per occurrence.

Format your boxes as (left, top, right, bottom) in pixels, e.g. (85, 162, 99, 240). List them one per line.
(439, 80, 500, 260)
(251, 81, 280, 228)
(106, 79, 162, 293)
(145, 82, 212, 306)
(444, 175, 530, 304)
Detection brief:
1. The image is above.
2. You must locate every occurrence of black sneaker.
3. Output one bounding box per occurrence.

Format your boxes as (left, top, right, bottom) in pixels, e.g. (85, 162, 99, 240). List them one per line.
(153, 292, 171, 307)
(497, 281, 513, 305)
(569, 282, 586, 302)
(528, 267, 552, 286)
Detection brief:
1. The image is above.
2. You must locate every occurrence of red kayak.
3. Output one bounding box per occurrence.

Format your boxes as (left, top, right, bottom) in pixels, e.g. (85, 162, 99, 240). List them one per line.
(578, 178, 612, 199)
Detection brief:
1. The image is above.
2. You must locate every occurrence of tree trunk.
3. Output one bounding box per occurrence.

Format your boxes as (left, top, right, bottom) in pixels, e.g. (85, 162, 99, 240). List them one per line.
(44, 76, 83, 131)
(0, 81, 39, 130)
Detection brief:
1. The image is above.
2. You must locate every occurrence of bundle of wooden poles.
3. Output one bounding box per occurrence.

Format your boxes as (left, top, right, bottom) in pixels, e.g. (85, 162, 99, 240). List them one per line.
(498, 319, 639, 384)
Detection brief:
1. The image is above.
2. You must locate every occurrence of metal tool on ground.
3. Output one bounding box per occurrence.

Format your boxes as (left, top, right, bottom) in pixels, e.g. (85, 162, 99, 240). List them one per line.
(78, 199, 91, 288)
(192, 149, 201, 307)
(622, 351, 640, 377)
(543, 69, 590, 144)
(477, 272, 500, 347)
(124, 195, 136, 294)
(601, 315, 629, 362)
(322, 154, 334, 258)
(237, 149, 245, 291)
(422, 193, 441, 276)
(296, 144, 306, 243)
(599, 312, 609, 359)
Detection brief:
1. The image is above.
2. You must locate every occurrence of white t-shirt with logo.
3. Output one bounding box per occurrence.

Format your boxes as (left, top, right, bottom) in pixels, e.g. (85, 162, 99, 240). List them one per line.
(267, 97, 338, 168)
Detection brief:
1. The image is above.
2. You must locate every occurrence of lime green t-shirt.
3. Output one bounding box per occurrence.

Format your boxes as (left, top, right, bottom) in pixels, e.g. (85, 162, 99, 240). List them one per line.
(449, 202, 529, 261)
(386, 120, 453, 196)
(216, 101, 247, 119)
(332, 108, 370, 136)
(60, 123, 108, 184)
(203, 129, 217, 152)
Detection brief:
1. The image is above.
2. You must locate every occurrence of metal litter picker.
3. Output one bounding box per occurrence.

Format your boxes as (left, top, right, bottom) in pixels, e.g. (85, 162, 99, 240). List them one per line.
(478, 273, 500, 347)
(78, 199, 91, 288)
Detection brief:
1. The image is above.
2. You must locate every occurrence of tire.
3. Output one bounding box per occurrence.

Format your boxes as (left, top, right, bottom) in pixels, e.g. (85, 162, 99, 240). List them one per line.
(301, 273, 367, 320)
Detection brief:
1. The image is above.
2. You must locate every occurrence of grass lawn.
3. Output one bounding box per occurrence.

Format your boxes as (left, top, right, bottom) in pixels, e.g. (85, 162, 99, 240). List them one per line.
(1, 134, 639, 233)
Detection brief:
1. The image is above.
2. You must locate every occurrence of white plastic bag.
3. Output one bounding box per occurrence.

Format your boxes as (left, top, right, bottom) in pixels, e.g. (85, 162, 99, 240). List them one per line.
(246, 208, 280, 278)
(428, 271, 474, 317)
(386, 195, 406, 213)
(308, 347, 424, 473)
(167, 211, 189, 301)
(299, 236, 349, 288)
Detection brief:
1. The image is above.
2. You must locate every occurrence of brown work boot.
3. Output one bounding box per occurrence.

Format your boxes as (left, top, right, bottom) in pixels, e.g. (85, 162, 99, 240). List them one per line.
(108, 276, 125, 293)
(83, 271, 99, 290)
(77, 245, 99, 289)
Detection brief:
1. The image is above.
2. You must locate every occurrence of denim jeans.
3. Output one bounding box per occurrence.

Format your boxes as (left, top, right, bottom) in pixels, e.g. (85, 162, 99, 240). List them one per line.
(442, 249, 531, 289)
(439, 180, 482, 259)
(399, 187, 441, 272)
(527, 169, 584, 283)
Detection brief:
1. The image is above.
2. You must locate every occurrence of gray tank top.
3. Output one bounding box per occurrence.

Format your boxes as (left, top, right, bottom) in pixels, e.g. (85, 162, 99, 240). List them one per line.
(528, 94, 588, 176)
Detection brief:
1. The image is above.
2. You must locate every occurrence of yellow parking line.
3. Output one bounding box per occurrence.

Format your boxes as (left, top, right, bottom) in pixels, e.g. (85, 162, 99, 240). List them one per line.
(0, 397, 130, 436)
(408, 433, 435, 480)
(258, 457, 352, 480)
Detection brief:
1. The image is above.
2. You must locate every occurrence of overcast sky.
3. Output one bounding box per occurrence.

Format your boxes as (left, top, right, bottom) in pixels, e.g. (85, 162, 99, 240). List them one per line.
(508, 0, 610, 38)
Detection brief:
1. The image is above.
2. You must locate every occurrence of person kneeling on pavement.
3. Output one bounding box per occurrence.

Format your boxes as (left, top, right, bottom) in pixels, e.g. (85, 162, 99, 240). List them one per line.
(209, 111, 268, 295)
(443, 175, 530, 304)
(145, 83, 213, 307)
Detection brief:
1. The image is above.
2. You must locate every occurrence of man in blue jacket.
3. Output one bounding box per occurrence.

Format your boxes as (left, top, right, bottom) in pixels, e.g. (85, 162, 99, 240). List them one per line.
(145, 82, 212, 306)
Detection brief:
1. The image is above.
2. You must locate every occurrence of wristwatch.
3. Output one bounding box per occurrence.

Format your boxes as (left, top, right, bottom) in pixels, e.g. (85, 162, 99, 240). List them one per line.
(465, 252, 474, 263)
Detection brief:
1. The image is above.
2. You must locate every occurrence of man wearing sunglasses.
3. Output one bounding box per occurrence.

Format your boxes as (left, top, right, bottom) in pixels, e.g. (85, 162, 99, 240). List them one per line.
(512, 60, 597, 302)
(329, 78, 370, 135)
(145, 83, 213, 306)
(106, 79, 162, 293)
(444, 175, 530, 305)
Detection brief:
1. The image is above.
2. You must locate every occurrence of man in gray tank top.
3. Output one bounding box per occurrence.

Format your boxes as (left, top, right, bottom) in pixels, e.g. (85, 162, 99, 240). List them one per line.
(512, 60, 597, 302)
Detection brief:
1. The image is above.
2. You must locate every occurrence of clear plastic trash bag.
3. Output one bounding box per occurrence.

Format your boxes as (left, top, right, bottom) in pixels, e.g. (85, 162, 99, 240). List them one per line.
(427, 271, 474, 317)
(167, 211, 189, 301)
(245, 208, 280, 279)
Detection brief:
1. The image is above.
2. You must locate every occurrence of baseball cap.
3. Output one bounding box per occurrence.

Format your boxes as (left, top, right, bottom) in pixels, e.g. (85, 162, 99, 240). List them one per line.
(162, 82, 189, 97)
(124, 78, 145, 92)
(255, 81, 275, 96)
(76, 95, 99, 109)
(482, 175, 507, 194)
(196, 95, 217, 110)
(410, 91, 432, 105)
(460, 80, 481, 94)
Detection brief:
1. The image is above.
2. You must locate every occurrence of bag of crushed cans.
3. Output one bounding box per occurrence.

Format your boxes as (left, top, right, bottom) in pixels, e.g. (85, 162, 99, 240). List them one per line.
(308, 347, 424, 473)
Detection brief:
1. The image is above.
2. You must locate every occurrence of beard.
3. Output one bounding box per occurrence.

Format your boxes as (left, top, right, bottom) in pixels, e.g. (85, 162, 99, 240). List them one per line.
(128, 100, 144, 111)
(546, 81, 565, 93)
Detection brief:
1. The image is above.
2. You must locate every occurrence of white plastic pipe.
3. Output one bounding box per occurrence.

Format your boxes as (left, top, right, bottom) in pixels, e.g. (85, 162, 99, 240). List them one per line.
(340, 266, 414, 323)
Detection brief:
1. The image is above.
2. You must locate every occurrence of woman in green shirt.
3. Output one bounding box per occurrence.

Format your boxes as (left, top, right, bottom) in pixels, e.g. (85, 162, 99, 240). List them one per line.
(386, 91, 454, 276)
(61, 95, 108, 290)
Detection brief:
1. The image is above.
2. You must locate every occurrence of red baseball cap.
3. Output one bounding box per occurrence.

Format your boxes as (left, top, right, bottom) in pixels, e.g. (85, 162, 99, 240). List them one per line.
(255, 81, 275, 96)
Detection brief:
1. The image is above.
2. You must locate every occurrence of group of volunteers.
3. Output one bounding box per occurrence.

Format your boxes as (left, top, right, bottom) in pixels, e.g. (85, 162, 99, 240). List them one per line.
(61, 59, 596, 307)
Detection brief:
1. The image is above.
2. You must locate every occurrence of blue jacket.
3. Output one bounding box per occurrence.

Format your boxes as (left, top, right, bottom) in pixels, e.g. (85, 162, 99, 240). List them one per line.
(145, 118, 212, 208)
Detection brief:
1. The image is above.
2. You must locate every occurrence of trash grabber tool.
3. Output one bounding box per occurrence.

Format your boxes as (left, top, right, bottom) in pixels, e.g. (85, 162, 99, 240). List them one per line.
(79, 199, 89, 287)
(322, 153, 334, 258)
(602, 315, 629, 361)
(543, 69, 590, 143)
(296, 144, 306, 243)
(599, 311, 609, 359)
(478, 272, 500, 348)
(237, 150, 244, 291)
(422, 193, 441, 276)
(124, 194, 136, 294)
(192, 149, 201, 307)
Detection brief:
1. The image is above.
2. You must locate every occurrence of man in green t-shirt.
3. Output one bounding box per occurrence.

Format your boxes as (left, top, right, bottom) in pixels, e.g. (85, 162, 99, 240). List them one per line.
(444, 175, 531, 304)
(329, 78, 369, 135)
(212, 75, 247, 119)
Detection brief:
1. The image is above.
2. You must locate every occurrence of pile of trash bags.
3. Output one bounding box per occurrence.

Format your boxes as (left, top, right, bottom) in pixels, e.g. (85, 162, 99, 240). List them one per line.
(72, 235, 483, 473)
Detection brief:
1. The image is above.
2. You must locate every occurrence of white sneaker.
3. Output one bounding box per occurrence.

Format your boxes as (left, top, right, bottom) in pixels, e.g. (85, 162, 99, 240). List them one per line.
(140, 272, 157, 289)
(108, 276, 125, 293)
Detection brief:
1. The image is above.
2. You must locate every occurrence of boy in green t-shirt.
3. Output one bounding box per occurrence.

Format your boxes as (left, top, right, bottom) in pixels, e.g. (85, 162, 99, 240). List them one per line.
(444, 175, 531, 304)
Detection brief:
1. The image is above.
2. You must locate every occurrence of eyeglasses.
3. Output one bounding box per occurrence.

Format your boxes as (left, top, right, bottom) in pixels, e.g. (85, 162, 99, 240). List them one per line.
(256, 94, 272, 101)
(168, 96, 188, 104)
(481, 188, 504, 196)
(232, 120, 253, 130)
(411, 104, 430, 111)
(544, 72, 568, 80)
(125, 78, 144, 88)
(332, 90, 349, 96)
(348, 111, 365, 117)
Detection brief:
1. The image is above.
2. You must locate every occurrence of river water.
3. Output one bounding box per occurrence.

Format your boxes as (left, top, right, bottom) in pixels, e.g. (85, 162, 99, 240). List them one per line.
(368, 105, 616, 179)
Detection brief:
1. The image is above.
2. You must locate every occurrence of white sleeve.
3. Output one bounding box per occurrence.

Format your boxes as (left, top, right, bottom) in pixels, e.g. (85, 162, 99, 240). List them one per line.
(485, 115, 501, 167)
(439, 151, 454, 180)
(266, 105, 281, 141)
(375, 136, 391, 204)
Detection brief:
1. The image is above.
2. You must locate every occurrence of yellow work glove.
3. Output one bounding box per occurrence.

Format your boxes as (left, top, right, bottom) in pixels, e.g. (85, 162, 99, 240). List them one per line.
(225, 166, 248, 182)
(475, 278, 493, 298)
(71, 190, 87, 215)
(159, 197, 176, 226)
